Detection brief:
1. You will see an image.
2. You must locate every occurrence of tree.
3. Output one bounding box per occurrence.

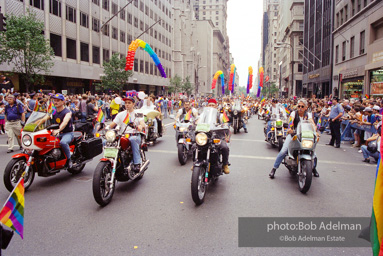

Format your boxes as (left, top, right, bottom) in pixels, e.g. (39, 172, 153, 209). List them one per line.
(101, 53, 133, 93)
(168, 75, 183, 94)
(0, 10, 54, 92)
(182, 76, 193, 96)
(262, 83, 279, 98)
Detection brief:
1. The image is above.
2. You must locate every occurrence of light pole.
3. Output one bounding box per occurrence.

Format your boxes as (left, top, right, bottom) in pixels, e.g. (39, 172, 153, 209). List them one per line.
(276, 42, 294, 98)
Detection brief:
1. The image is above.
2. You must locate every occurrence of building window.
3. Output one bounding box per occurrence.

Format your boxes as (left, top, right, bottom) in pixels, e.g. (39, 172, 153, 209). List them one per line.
(49, 0, 61, 17)
(102, 0, 109, 11)
(140, 1, 144, 12)
(103, 48, 110, 62)
(350, 36, 355, 58)
(360, 30, 365, 54)
(66, 38, 76, 60)
(336, 13, 339, 28)
(154, 30, 157, 39)
(351, 0, 355, 16)
(30, 0, 44, 10)
(145, 5, 149, 15)
(140, 60, 144, 73)
(357, 0, 361, 12)
(344, 5, 348, 22)
(112, 3, 118, 15)
(112, 27, 118, 39)
(80, 42, 89, 62)
(298, 64, 303, 72)
(133, 0, 138, 8)
(127, 12, 132, 24)
(150, 9, 153, 19)
(134, 17, 138, 28)
(120, 10, 125, 20)
(342, 41, 346, 61)
(127, 34, 132, 43)
(66, 5, 76, 23)
(92, 0, 99, 5)
(134, 59, 138, 72)
(145, 61, 149, 74)
(102, 24, 109, 36)
(298, 22, 304, 30)
(80, 12, 89, 28)
(140, 21, 144, 31)
(93, 46, 100, 64)
(150, 63, 153, 75)
(50, 33, 62, 57)
(298, 50, 303, 60)
(92, 17, 100, 32)
(120, 31, 125, 43)
(340, 9, 343, 25)
(335, 45, 339, 63)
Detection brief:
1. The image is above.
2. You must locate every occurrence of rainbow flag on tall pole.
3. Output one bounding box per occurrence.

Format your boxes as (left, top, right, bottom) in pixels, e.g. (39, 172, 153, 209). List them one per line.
(0, 177, 25, 239)
(371, 126, 383, 255)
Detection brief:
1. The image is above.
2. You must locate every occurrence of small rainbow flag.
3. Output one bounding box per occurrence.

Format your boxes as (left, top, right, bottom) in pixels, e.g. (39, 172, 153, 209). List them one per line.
(289, 116, 294, 129)
(317, 118, 322, 128)
(47, 102, 53, 114)
(285, 107, 290, 115)
(265, 109, 270, 115)
(366, 94, 370, 99)
(33, 101, 39, 112)
(184, 109, 192, 121)
(96, 109, 105, 123)
(0, 177, 25, 239)
(123, 112, 131, 124)
(260, 97, 265, 103)
(222, 110, 230, 123)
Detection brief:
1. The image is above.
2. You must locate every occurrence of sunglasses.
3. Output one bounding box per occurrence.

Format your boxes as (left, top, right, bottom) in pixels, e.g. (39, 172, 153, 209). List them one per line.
(297, 105, 305, 108)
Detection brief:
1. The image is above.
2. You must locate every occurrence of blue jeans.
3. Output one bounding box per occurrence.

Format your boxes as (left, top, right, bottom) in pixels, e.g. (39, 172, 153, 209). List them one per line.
(81, 112, 87, 122)
(163, 107, 168, 118)
(273, 134, 292, 169)
(59, 132, 74, 160)
(266, 121, 272, 138)
(361, 145, 380, 161)
(242, 119, 247, 129)
(129, 135, 142, 165)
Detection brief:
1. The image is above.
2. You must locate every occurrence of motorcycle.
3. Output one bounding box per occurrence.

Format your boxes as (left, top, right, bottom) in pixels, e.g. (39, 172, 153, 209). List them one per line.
(265, 114, 288, 151)
(73, 113, 102, 140)
(191, 107, 229, 205)
(3, 111, 103, 192)
(231, 100, 244, 134)
(92, 123, 150, 206)
(136, 109, 163, 145)
(173, 116, 196, 165)
(283, 120, 318, 194)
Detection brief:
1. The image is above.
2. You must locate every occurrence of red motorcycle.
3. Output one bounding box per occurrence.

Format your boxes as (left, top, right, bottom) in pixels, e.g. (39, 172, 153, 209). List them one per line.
(3, 111, 103, 192)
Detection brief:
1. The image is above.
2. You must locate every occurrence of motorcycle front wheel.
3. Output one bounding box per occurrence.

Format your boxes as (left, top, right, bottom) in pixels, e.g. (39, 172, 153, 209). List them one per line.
(93, 161, 115, 206)
(4, 158, 35, 192)
(298, 159, 312, 194)
(191, 165, 207, 205)
(178, 144, 188, 165)
(278, 137, 284, 151)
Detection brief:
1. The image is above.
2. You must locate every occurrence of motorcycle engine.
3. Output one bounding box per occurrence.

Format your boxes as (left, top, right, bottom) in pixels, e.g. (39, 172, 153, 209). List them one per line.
(50, 149, 62, 160)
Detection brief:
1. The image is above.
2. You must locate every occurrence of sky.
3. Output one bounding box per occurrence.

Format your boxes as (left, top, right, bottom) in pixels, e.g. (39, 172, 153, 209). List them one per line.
(227, 0, 264, 92)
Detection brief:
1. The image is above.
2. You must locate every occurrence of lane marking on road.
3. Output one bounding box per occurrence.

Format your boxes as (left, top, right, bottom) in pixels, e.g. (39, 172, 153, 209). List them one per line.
(148, 149, 369, 167)
(228, 138, 327, 147)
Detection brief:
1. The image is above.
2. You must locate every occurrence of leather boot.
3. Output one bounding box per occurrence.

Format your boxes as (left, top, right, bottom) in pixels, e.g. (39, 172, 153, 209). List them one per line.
(269, 168, 276, 179)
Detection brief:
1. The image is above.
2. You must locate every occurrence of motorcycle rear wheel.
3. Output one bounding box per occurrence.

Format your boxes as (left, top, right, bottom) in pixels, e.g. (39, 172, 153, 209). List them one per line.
(93, 161, 115, 206)
(191, 165, 207, 205)
(298, 160, 312, 194)
(4, 158, 35, 192)
(178, 144, 188, 165)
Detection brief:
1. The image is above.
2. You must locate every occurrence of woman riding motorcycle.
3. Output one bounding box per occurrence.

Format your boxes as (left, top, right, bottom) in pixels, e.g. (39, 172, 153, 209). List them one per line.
(269, 99, 320, 178)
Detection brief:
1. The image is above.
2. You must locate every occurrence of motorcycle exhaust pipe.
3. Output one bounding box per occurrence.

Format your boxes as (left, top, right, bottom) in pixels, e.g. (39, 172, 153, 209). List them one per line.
(139, 159, 150, 173)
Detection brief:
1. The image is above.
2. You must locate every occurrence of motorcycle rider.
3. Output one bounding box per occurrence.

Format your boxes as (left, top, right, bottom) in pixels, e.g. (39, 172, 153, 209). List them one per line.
(265, 99, 286, 140)
(36, 93, 74, 168)
(206, 98, 231, 174)
(269, 99, 320, 178)
(175, 99, 198, 123)
(109, 96, 146, 172)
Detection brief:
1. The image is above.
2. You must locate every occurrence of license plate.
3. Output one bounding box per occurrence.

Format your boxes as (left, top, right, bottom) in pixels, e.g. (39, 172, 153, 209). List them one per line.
(104, 148, 119, 158)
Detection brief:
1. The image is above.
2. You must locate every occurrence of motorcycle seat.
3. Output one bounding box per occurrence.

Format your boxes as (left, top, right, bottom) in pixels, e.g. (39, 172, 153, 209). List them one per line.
(70, 131, 83, 145)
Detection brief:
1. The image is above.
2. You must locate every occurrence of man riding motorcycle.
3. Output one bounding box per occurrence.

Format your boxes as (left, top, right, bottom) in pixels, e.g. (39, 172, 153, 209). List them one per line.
(175, 100, 198, 124)
(109, 97, 146, 172)
(269, 99, 320, 178)
(206, 98, 231, 174)
(265, 99, 286, 140)
(36, 93, 74, 168)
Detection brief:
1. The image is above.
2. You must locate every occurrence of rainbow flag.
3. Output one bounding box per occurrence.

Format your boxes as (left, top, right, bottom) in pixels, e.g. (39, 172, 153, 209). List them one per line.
(366, 94, 370, 99)
(260, 97, 265, 103)
(33, 101, 39, 112)
(371, 127, 383, 255)
(184, 109, 192, 121)
(47, 102, 53, 114)
(96, 109, 105, 123)
(285, 107, 290, 115)
(123, 112, 131, 124)
(288, 116, 294, 129)
(222, 110, 230, 123)
(265, 109, 270, 115)
(0, 177, 25, 239)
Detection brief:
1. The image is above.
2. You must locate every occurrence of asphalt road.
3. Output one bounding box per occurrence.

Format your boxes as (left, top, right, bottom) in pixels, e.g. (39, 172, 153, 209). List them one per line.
(0, 115, 376, 256)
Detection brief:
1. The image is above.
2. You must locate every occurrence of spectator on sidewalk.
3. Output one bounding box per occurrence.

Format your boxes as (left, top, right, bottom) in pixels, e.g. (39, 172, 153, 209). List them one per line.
(4, 95, 24, 153)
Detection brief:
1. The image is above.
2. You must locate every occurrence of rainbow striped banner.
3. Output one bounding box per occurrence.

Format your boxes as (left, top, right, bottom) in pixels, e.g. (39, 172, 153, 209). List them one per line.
(285, 107, 290, 115)
(184, 109, 192, 121)
(0, 177, 25, 239)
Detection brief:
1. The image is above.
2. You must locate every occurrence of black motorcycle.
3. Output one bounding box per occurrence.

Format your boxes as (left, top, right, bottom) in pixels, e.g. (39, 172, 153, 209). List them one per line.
(191, 107, 229, 205)
(231, 100, 244, 134)
(174, 116, 196, 165)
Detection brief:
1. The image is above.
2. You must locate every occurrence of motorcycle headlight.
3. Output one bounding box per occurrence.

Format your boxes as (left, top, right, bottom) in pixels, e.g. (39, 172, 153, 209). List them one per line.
(22, 135, 32, 147)
(234, 110, 238, 115)
(179, 127, 186, 132)
(244, 107, 248, 111)
(195, 133, 208, 146)
(105, 130, 116, 143)
(276, 120, 282, 127)
(302, 140, 314, 149)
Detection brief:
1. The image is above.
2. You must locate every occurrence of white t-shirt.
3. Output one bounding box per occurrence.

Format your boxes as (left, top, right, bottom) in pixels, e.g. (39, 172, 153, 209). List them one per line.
(177, 108, 198, 119)
(113, 110, 143, 133)
(290, 111, 313, 122)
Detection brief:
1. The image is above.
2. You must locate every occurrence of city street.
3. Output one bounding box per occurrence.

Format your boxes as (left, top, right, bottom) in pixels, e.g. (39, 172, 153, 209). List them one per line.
(0, 116, 375, 256)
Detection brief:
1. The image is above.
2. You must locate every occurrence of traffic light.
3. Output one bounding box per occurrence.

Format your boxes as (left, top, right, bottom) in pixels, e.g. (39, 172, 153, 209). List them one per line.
(0, 13, 6, 32)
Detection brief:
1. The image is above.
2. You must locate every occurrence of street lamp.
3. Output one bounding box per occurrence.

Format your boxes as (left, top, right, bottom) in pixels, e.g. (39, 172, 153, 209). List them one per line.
(276, 42, 294, 98)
